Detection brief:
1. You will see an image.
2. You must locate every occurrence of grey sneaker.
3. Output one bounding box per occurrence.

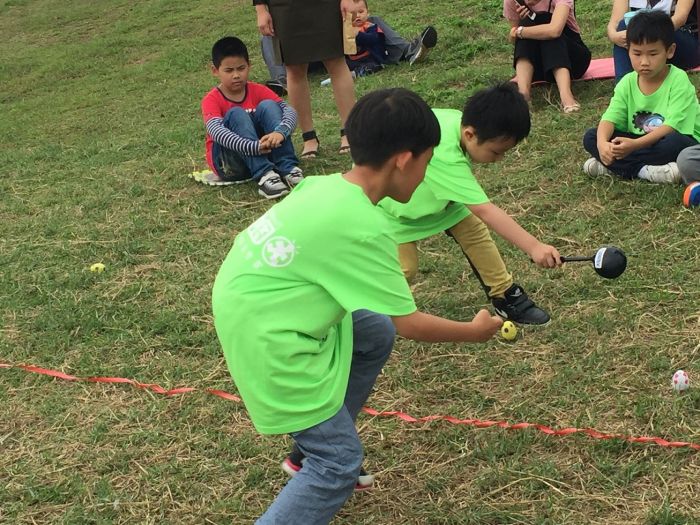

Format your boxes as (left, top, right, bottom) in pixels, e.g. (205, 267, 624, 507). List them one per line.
(408, 26, 438, 66)
(258, 171, 290, 199)
(638, 162, 681, 184)
(283, 167, 304, 188)
(583, 158, 614, 177)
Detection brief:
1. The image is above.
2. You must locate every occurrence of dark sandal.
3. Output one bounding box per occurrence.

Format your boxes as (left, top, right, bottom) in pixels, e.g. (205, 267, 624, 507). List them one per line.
(301, 130, 320, 159)
(338, 128, 350, 154)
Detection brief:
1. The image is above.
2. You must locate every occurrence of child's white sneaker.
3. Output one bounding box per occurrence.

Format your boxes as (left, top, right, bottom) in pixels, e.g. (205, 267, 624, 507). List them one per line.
(283, 167, 304, 188)
(258, 171, 290, 199)
(583, 158, 614, 177)
(637, 162, 681, 184)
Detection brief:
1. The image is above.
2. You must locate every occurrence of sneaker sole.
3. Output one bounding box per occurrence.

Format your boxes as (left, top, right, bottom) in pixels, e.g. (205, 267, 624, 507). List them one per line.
(258, 188, 290, 199)
(188, 171, 253, 186)
(420, 26, 438, 49)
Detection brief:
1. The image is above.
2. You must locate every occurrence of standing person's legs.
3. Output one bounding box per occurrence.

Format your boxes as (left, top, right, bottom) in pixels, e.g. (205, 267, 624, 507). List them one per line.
(677, 144, 700, 184)
(398, 242, 419, 282)
(322, 56, 356, 152)
(257, 408, 362, 525)
(215, 107, 275, 181)
(253, 99, 299, 176)
(261, 36, 287, 85)
(286, 62, 319, 158)
(613, 19, 633, 84)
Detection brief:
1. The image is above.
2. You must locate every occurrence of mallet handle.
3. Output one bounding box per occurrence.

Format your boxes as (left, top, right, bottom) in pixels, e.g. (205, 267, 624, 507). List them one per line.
(561, 255, 593, 263)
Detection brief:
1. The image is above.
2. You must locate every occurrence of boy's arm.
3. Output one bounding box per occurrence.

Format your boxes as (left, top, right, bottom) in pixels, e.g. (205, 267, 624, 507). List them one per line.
(467, 202, 561, 268)
(274, 100, 297, 138)
(392, 309, 502, 343)
(610, 124, 675, 159)
(205, 118, 264, 155)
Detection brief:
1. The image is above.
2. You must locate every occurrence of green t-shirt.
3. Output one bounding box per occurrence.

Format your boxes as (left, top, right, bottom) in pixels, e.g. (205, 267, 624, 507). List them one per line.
(212, 175, 416, 435)
(378, 108, 490, 243)
(601, 65, 700, 141)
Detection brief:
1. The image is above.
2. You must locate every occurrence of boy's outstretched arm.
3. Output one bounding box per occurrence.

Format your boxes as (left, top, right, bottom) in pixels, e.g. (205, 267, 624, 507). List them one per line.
(468, 202, 561, 268)
(392, 309, 502, 343)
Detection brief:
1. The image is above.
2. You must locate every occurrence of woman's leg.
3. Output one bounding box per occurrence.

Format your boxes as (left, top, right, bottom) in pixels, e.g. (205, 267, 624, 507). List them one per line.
(551, 67, 577, 108)
(671, 29, 700, 71)
(322, 56, 356, 150)
(514, 58, 535, 102)
(613, 19, 633, 84)
(286, 62, 318, 157)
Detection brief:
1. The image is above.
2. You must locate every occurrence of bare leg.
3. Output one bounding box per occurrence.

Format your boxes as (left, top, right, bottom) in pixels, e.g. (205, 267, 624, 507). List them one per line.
(286, 62, 318, 156)
(323, 56, 356, 150)
(514, 58, 534, 102)
(552, 67, 578, 109)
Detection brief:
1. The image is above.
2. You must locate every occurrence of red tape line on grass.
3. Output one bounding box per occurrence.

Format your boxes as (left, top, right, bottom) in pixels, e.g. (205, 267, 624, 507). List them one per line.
(3, 362, 699, 451)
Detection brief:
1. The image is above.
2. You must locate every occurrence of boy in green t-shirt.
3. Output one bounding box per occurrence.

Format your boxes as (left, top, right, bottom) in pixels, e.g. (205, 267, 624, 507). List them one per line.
(379, 83, 562, 326)
(583, 10, 700, 184)
(212, 88, 503, 524)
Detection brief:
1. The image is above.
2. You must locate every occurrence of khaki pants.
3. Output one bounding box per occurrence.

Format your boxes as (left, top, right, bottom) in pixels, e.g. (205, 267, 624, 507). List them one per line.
(398, 213, 512, 299)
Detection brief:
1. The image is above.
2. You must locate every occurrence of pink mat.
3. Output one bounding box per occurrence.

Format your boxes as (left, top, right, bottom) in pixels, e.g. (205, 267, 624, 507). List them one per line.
(512, 57, 700, 84)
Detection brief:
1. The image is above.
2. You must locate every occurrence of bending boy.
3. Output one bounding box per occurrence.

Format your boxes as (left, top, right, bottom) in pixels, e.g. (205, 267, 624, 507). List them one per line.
(379, 83, 561, 326)
(212, 88, 502, 524)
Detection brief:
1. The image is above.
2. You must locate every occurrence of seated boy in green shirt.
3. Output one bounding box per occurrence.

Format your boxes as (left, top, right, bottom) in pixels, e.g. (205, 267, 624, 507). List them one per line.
(582, 10, 700, 184)
(379, 83, 562, 326)
(212, 88, 503, 524)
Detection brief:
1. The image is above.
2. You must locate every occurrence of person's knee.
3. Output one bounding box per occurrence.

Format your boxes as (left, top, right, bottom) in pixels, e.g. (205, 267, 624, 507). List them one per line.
(223, 106, 248, 127)
(677, 146, 700, 184)
(582, 128, 598, 153)
(256, 99, 281, 117)
(374, 314, 396, 355)
(323, 438, 363, 489)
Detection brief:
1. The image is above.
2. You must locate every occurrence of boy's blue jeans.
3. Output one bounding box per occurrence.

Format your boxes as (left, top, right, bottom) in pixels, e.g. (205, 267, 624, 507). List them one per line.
(583, 127, 698, 179)
(212, 99, 297, 181)
(612, 19, 700, 84)
(256, 310, 396, 525)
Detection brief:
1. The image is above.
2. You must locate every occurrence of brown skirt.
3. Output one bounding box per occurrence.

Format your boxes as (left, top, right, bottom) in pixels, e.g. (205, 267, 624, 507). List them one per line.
(268, 0, 344, 65)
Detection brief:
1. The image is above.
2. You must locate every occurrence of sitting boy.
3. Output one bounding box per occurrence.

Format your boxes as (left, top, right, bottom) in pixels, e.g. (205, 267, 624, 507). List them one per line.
(212, 88, 503, 524)
(199, 36, 302, 199)
(345, 0, 388, 74)
(378, 83, 561, 326)
(583, 10, 700, 183)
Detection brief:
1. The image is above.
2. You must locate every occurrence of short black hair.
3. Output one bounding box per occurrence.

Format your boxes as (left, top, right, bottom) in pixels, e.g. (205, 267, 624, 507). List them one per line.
(627, 10, 675, 49)
(346, 88, 441, 168)
(461, 83, 530, 143)
(212, 36, 249, 68)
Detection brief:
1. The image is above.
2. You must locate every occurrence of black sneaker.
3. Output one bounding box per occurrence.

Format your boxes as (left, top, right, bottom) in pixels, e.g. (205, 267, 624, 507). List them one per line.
(258, 171, 290, 199)
(265, 79, 288, 97)
(491, 283, 550, 326)
(281, 448, 375, 491)
(408, 26, 438, 66)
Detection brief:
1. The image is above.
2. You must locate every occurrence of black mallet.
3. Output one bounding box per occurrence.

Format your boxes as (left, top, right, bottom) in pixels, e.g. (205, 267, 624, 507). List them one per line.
(561, 245, 627, 279)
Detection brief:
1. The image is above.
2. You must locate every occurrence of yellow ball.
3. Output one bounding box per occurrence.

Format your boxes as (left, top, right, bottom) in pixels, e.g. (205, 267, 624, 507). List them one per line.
(90, 263, 106, 273)
(501, 321, 518, 341)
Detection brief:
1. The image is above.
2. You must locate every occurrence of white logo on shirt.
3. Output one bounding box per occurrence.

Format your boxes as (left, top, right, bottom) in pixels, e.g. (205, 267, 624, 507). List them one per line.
(248, 214, 276, 245)
(262, 236, 296, 267)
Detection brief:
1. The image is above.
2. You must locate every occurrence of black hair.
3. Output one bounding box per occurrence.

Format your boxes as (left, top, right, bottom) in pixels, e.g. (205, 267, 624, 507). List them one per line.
(626, 10, 675, 49)
(461, 83, 530, 143)
(346, 88, 441, 168)
(212, 36, 249, 68)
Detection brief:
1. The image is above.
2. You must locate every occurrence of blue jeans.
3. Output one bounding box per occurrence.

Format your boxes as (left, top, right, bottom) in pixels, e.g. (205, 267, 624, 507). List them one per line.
(212, 100, 298, 181)
(583, 127, 698, 179)
(256, 310, 396, 525)
(613, 19, 700, 84)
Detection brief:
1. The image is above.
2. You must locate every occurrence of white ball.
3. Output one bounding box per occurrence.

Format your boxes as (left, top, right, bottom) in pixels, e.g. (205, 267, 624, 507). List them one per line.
(672, 370, 689, 392)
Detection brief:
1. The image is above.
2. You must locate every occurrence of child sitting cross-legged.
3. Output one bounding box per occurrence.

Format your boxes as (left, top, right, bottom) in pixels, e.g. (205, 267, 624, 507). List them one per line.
(582, 10, 700, 183)
(199, 36, 302, 199)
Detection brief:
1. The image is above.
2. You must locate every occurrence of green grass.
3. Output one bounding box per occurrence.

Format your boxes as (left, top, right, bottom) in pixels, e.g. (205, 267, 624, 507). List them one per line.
(1, 0, 700, 523)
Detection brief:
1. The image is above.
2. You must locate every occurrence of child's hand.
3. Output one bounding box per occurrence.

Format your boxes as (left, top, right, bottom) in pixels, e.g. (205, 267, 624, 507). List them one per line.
(260, 132, 285, 151)
(530, 242, 562, 268)
(470, 309, 504, 342)
(598, 141, 616, 165)
(611, 137, 636, 159)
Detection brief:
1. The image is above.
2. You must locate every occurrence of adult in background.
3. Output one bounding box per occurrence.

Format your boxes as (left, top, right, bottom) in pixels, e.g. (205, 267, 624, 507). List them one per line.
(504, 0, 591, 112)
(254, 0, 356, 158)
(607, 0, 700, 84)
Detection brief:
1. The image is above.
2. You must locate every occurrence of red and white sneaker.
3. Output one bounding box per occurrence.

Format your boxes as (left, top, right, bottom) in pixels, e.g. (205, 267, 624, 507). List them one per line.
(281, 453, 375, 491)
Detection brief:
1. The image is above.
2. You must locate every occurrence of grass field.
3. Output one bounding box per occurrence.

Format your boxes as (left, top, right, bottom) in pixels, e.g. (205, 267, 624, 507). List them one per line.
(2, 0, 700, 523)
